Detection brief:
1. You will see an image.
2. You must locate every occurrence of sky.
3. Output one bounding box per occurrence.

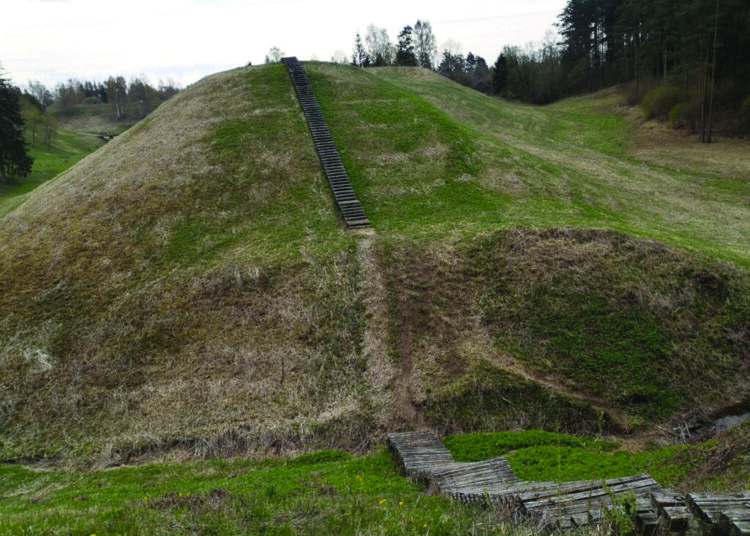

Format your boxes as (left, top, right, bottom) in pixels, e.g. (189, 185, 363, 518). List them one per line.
(2, 0, 567, 90)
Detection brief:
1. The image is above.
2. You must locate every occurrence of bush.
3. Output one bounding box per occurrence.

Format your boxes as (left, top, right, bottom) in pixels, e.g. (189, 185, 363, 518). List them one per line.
(623, 77, 658, 106)
(680, 99, 701, 133)
(741, 95, 750, 133)
(669, 100, 700, 131)
(641, 85, 682, 120)
(669, 104, 682, 128)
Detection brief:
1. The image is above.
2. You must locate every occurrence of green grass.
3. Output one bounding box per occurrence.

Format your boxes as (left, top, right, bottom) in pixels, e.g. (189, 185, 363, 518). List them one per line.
(379, 229, 749, 424)
(443, 427, 750, 490)
(367, 67, 750, 266)
(467, 229, 750, 419)
(0, 129, 104, 218)
(158, 63, 352, 266)
(0, 450, 522, 536)
(2, 428, 747, 535)
(0, 65, 370, 464)
(306, 63, 511, 234)
(443, 430, 619, 462)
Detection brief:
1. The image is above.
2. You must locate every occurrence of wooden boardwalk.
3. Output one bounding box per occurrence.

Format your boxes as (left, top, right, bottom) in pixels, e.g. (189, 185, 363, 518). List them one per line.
(387, 431, 750, 534)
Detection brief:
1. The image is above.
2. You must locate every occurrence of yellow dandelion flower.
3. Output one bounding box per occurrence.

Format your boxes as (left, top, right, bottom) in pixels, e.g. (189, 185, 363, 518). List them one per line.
(178, 492, 183, 498)
(378, 498, 387, 505)
(399, 501, 404, 507)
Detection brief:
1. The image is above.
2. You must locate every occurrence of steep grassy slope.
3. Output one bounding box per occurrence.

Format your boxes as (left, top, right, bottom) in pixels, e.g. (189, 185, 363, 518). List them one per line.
(1, 63, 748, 466)
(0, 65, 370, 463)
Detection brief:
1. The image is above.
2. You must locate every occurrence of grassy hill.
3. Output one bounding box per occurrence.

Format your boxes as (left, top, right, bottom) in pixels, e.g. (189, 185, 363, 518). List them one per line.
(0, 62, 748, 469)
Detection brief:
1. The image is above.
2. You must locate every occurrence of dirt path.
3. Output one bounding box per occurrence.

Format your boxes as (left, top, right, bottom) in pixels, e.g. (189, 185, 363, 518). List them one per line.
(357, 232, 424, 430)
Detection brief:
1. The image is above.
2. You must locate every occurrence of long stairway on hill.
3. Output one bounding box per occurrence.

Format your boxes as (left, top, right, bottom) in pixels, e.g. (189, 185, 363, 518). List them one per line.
(282, 57, 370, 229)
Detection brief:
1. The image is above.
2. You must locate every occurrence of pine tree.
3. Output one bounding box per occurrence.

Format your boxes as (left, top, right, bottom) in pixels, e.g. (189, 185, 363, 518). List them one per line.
(396, 26, 418, 66)
(352, 32, 370, 67)
(0, 74, 33, 183)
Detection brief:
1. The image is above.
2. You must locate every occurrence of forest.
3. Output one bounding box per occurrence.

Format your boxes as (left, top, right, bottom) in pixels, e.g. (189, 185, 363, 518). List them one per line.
(501, 0, 750, 139)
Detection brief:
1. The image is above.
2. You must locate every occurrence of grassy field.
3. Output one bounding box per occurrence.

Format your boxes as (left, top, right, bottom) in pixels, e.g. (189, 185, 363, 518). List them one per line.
(0, 62, 748, 472)
(1, 100, 150, 219)
(1, 426, 747, 535)
(443, 427, 750, 490)
(0, 448, 535, 536)
(0, 129, 104, 218)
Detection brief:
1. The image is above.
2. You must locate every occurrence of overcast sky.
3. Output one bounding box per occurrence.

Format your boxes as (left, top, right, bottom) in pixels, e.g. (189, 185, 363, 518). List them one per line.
(3, 0, 566, 89)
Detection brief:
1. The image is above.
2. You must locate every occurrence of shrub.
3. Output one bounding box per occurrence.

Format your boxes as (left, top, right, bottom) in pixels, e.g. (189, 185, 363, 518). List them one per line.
(641, 85, 682, 120)
(623, 77, 658, 106)
(741, 95, 750, 133)
(669, 104, 682, 128)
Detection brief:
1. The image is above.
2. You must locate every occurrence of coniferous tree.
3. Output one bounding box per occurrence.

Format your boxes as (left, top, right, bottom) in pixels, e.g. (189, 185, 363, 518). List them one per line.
(0, 73, 33, 182)
(492, 53, 509, 95)
(352, 32, 370, 67)
(438, 51, 465, 80)
(396, 26, 418, 66)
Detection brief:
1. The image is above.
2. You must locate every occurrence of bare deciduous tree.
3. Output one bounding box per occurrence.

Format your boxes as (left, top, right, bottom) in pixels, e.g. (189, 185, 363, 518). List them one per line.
(265, 46, 285, 64)
(414, 20, 438, 69)
(365, 24, 395, 66)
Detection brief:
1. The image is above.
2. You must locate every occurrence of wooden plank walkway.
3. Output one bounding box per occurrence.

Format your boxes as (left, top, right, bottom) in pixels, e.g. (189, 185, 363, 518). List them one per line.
(388, 430, 750, 534)
(686, 492, 750, 535)
(387, 431, 455, 481)
(281, 57, 370, 229)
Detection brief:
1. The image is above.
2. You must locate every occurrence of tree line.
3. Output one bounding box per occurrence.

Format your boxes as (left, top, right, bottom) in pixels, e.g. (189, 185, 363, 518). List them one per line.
(0, 70, 33, 182)
(0, 66, 183, 183)
(43, 76, 181, 119)
(347, 22, 493, 93)
(340, 5, 749, 138)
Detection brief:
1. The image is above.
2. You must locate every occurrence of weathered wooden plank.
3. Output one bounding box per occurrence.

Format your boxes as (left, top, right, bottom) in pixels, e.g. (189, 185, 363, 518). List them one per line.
(730, 521, 750, 536)
(636, 513, 660, 535)
(658, 506, 691, 532)
(634, 497, 660, 536)
(686, 492, 750, 525)
(719, 507, 750, 522)
(687, 492, 749, 502)
(650, 490, 685, 512)
(386, 430, 750, 534)
(720, 507, 750, 535)
(522, 475, 658, 513)
(433, 457, 518, 494)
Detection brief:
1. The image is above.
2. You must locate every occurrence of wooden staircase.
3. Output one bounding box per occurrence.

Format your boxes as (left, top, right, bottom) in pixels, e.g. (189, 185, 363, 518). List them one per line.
(388, 431, 750, 534)
(282, 57, 370, 229)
